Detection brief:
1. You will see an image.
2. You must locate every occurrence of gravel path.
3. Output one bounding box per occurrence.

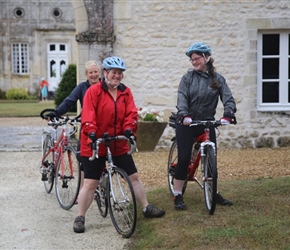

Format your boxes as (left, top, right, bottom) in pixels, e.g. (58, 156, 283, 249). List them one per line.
(1, 117, 290, 249)
(0, 117, 130, 249)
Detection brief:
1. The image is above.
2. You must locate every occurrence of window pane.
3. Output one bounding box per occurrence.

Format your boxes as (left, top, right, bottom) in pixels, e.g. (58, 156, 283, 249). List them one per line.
(50, 60, 56, 77)
(289, 58, 290, 79)
(60, 44, 65, 51)
(262, 58, 279, 79)
(262, 82, 279, 103)
(263, 34, 279, 55)
(60, 60, 66, 76)
(50, 44, 55, 51)
(12, 44, 19, 73)
(289, 82, 290, 103)
(289, 34, 290, 55)
(21, 44, 28, 73)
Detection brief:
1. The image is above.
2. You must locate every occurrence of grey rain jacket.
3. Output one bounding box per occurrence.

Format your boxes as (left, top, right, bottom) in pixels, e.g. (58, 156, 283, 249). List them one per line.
(177, 69, 236, 120)
(56, 80, 91, 116)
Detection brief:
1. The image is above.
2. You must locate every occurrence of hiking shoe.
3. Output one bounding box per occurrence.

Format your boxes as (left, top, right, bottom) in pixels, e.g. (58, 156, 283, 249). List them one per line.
(73, 216, 85, 233)
(174, 194, 186, 210)
(216, 193, 233, 206)
(143, 204, 165, 218)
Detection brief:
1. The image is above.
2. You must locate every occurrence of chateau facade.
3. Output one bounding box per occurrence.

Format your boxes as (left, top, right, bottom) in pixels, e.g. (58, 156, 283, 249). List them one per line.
(1, 0, 290, 148)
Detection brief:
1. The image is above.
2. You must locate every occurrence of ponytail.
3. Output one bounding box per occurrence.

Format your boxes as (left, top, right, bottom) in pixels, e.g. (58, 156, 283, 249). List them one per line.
(207, 57, 219, 89)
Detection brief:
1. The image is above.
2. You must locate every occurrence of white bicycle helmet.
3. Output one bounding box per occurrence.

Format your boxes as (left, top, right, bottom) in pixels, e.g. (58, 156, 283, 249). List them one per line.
(185, 42, 212, 57)
(102, 56, 126, 71)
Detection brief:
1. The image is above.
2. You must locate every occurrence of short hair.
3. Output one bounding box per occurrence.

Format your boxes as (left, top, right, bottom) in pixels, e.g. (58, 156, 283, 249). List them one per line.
(85, 60, 101, 75)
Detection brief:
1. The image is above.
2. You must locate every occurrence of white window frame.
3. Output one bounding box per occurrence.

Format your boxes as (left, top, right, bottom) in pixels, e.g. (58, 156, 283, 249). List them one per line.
(11, 43, 29, 74)
(257, 31, 290, 111)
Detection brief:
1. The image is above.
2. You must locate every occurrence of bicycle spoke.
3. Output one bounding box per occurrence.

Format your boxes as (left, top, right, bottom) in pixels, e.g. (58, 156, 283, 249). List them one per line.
(203, 145, 217, 215)
(167, 140, 188, 196)
(55, 145, 80, 210)
(108, 168, 136, 238)
(42, 135, 54, 193)
(95, 175, 108, 218)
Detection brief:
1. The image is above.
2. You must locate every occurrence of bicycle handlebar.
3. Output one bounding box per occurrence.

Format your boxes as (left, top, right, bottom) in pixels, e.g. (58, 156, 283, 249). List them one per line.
(89, 135, 138, 161)
(40, 108, 81, 126)
(189, 120, 232, 127)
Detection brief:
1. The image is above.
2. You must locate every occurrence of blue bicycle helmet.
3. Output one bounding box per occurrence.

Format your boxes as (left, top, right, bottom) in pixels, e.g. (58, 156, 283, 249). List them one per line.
(185, 42, 212, 57)
(102, 56, 126, 71)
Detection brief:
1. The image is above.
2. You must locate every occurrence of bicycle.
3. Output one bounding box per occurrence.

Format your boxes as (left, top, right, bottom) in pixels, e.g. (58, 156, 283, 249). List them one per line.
(40, 108, 81, 210)
(167, 114, 236, 215)
(90, 133, 137, 238)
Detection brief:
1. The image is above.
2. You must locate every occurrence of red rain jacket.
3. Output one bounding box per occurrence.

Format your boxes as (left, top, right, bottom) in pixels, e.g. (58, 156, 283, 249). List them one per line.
(80, 81, 138, 157)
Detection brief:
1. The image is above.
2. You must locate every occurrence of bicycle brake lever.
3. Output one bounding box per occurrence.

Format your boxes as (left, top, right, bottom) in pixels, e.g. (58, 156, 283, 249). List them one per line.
(127, 136, 138, 154)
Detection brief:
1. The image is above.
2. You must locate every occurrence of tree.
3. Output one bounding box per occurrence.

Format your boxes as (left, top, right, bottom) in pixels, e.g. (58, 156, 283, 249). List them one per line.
(54, 64, 77, 112)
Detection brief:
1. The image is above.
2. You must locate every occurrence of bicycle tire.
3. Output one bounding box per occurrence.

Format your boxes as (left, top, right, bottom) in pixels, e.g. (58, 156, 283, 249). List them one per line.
(108, 167, 137, 238)
(55, 145, 81, 210)
(167, 140, 187, 196)
(42, 135, 54, 193)
(95, 173, 108, 218)
(203, 145, 217, 215)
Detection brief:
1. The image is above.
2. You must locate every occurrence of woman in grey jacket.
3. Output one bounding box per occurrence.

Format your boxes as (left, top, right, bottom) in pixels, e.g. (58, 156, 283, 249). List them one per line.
(173, 42, 237, 210)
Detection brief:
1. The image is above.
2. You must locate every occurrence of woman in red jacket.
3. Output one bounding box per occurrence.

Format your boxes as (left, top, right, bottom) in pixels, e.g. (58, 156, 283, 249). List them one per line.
(73, 56, 165, 233)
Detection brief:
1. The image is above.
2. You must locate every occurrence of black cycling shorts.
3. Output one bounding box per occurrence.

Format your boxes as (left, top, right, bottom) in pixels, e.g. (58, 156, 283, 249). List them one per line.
(80, 153, 137, 180)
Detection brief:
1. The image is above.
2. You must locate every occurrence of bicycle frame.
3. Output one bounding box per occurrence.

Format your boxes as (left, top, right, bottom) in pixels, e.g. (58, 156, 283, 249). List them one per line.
(188, 127, 217, 188)
(41, 121, 70, 176)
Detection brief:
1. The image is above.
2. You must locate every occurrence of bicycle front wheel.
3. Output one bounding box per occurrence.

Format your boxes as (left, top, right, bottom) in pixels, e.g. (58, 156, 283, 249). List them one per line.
(167, 140, 187, 196)
(55, 145, 81, 210)
(203, 145, 217, 215)
(42, 135, 54, 193)
(108, 167, 137, 238)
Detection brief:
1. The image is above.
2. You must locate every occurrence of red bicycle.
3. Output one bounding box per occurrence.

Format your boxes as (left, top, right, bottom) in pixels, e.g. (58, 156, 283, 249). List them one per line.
(167, 116, 235, 215)
(40, 108, 81, 210)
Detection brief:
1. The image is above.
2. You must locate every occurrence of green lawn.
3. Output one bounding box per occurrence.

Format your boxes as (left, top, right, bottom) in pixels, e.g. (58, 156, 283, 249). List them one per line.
(128, 177, 290, 249)
(0, 100, 76, 117)
(0, 100, 56, 117)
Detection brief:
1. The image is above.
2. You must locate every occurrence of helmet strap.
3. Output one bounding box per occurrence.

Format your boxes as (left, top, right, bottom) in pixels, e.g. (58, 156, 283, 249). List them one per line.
(202, 53, 211, 63)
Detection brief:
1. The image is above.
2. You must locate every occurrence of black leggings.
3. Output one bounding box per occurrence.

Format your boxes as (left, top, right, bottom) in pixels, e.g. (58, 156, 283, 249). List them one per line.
(174, 124, 216, 180)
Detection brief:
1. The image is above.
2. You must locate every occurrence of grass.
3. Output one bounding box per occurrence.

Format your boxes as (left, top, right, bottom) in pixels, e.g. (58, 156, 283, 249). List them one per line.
(0, 100, 76, 117)
(127, 177, 290, 249)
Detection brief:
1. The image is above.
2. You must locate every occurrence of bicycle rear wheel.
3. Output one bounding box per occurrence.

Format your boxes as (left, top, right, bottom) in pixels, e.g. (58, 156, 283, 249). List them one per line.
(108, 167, 137, 238)
(167, 140, 187, 196)
(95, 172, 108, 218)
(42, 135, 54, 193)
(203, 145, 217, 215)
(55, 145, 81, 210)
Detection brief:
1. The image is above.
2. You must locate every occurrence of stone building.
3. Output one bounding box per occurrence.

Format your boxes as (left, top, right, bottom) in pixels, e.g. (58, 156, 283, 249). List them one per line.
(0, 0, 77, 94)
(1, 0, 290, 148)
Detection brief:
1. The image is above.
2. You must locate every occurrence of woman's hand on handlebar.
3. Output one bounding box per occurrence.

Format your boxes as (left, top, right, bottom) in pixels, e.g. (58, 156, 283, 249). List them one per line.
(183, 116, 192, 126)
(47, 110, 59, 121)
(124, 130, 135, 144)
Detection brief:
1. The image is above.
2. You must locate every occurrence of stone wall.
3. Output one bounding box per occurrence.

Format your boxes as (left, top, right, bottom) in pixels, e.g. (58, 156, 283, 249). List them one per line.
(112, 0, 290, 148)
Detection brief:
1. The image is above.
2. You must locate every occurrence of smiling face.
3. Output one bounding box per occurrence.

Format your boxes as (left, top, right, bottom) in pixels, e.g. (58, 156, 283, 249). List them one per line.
(86, 65, 100, 85)
(190, 53, 209, 72)
(104, 68, 124, 88)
